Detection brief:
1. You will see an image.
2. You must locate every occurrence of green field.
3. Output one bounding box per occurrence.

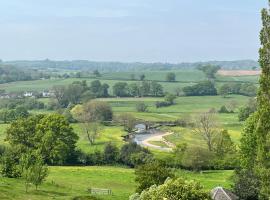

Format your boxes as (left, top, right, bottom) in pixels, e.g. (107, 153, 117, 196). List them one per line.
(0, 166, 233, 200)
(0, 70, 259, 95)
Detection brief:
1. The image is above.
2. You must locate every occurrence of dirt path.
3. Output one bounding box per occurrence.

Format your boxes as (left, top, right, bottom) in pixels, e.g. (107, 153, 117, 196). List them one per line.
(133, 130, 175, 152)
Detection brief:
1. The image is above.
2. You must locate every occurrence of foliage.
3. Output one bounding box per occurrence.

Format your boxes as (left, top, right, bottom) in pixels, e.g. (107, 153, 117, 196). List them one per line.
(218, 84, 231, 97)
(103, 142, 119, 164)
(181, 146, 214, 171)
(238, 98, 257, 121)
(197, 65, 221, 80)
(136, 102, 148, 112)
(183, 81, 217, 96)
(138, 178, 211, 200)
(218, 105, 233, 113)
(119, 142, 152, 167)
(135, 161, 174, 193)
(6, 114, 78, 165)
(165, 72, 176, 82)
(117, 113, 136, 132)
(233, 169, 260, 200)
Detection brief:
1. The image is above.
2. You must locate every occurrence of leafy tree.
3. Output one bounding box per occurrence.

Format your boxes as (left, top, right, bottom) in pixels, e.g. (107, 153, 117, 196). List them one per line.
(1, 147, 21, 178)
(182, 146, 214, 171)
(238, 98, 257, 121)
(219, 84, 231, 97)
(30, 154, 48, 190)
(135, 161, 174, 193)
(183, 81, 217, 96)
(120, 142, 151, 167)
(198, 65, 221, 80)
(139, 81, 151, 97)
(113, 82, 128, 97)
(165, 72, 176, 82)
(213, 129, 235, 157)
(117, 113, 136, 132)
(233, 169, 260, 200)
(136, 102, 148, 112)
(239, 83, 257, 97)
(103, 142, 119, 164)
(128, 83, 140, 97)
(139, 74, 145, 81)
(6, 114, 78, 165)
(138, 178, 210, 200)
(19, 152, 33, 192)
(235, 4, 270, 198)
(150, 81, 163, 97)
(93, 69, 101, 77)
(52, 85, 69, 107)
(164, 93, 177, 104)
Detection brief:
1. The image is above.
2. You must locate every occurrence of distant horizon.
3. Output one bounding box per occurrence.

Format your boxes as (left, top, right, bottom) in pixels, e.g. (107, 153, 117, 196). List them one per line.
(2, 58, 258, 64)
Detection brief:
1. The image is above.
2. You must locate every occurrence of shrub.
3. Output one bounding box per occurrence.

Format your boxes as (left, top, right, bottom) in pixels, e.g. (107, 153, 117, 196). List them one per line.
(139, 178, 211, 200)
(136, 102, 148, 112)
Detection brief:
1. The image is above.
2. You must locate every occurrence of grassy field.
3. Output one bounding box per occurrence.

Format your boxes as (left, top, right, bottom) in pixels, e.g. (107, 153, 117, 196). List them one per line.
(0, 70, 259, 95)
(0, 166, 233, 200)
(0, 166, 135, 200)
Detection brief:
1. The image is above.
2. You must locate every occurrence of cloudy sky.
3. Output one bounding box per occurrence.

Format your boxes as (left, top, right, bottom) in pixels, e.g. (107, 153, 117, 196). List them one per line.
(0, 0, 267, 62)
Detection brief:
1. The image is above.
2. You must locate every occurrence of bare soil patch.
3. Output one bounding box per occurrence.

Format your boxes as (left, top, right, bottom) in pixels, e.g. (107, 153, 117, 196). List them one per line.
(218, 70, 261, 76)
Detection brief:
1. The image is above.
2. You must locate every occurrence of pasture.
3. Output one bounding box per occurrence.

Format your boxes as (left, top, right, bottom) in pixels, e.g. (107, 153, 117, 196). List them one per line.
(0, 166, 233, 200)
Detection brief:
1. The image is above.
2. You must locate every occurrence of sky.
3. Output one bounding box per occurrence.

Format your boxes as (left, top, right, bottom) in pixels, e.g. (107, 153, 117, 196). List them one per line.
(0, 0, 267, 62)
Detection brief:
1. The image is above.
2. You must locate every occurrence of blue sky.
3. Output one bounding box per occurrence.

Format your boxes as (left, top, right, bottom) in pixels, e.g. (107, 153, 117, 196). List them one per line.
(0, 0, 267, 62)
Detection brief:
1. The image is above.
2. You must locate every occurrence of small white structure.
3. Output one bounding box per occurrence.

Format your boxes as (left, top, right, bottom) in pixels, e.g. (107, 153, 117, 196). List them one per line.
(42, 91, 54, 98)
(24, 92, 33, 97)
(211, 187, 238, 200)
(135, 124, 147, 134)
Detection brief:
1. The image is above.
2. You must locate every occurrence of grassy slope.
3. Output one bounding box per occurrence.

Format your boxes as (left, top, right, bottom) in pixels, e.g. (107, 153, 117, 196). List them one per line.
(0, 166, 233, 200)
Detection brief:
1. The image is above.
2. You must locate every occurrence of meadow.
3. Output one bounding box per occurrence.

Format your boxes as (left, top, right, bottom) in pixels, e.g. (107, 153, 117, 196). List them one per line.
(0, 166, 233, 200)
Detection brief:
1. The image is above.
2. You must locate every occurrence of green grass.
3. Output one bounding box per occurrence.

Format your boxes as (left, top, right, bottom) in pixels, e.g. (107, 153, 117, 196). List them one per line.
(148, 141, 169, 148)
(73, 124, 127, 153)
(176, 170, 234, 189)
(0, 69, 260, 95)
(0, 166, 136, 200)
(0, 166, 234, 200)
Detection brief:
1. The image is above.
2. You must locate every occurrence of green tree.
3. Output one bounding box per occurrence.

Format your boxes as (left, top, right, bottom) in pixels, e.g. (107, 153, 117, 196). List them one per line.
(219, 84, 231, 97)
(117, 113, 136, 133)
(135, 161, 174, 193)
(113, 82, 128, 97)
(150, 81, 163, 96)
(6, 114, 78, 165)
(103, 142, 119, 164)
(128, 83, 140, 97)
(164, 93, 177, 105)
(27, 153, 48, 190)
(198, 65, 221, 80)
(136, 102, 148, 112)
(139, 74, 145, 81)
(235, 4, 270, 198)
(165, 72, 176, 82)
(182, 146, 214, 171)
